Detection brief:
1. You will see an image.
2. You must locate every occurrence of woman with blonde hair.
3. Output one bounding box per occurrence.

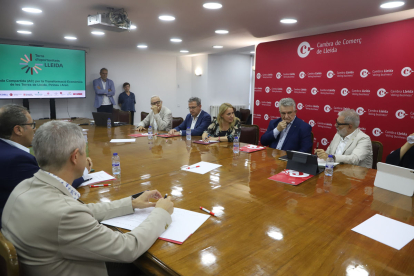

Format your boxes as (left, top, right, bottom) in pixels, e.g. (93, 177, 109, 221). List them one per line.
(202, 103, 241, 142)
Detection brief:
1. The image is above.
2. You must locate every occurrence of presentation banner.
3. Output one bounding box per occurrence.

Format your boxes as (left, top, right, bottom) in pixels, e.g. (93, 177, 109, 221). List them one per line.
(0, 44, 85, 99)
(254, 19, 414, 161)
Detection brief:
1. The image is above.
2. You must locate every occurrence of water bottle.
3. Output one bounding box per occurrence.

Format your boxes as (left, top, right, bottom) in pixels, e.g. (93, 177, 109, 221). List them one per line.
(325, 155, 334, 176)
(107, 118, 111, 129)
(112, 153, 121, 175)
(408, 135, 414, 144)
(148, 126, 153, 140)
(233, 136, 240, 153)
(186, 127, 191, 141)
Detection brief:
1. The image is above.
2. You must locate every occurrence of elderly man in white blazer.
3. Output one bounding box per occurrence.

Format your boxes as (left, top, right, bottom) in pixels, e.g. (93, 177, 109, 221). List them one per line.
(2, 121, 174, 276)
(315, 109, 373, 168)
(136, 95, 173, 132)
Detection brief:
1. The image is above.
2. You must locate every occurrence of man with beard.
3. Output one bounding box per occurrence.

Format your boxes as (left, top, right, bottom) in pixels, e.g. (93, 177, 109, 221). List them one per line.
(315, 108, 373, 168)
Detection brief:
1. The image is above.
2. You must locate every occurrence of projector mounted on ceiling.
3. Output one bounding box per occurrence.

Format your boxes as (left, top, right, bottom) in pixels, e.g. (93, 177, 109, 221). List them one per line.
(88, 8, 133, 32)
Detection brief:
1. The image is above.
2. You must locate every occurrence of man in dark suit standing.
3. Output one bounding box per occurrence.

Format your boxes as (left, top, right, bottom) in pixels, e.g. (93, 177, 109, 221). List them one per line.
(0, 104, 91, 221)
(168, 97, 211, 136)
(93, 68, 116, 113)
(260, 98, 312, 153)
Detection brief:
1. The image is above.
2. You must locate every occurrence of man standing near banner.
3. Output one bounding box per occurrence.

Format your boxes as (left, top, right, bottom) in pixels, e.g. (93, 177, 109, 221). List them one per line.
(93, 68, 116, 113)
(315, 108, 373, 168)
(260, 98, 312, 153)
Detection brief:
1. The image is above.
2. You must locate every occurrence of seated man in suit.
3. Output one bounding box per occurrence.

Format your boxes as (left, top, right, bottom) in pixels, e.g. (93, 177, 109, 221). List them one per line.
(168, 97, 211, 136)
(315, 108, 373, 168)
(260, 98, 312, 153)
(93, 68, 116, 113)
(2, 120, 174, 276)
(0, 104, 92, 222)
(136, 95, 173, 132)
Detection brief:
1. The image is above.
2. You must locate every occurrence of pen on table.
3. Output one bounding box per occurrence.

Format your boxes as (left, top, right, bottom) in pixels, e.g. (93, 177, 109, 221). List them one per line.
(164, 193, 168, 199)
(84, 178, 92, 182)
(200, 206, 216, 217)
(90, 184, 111, 188)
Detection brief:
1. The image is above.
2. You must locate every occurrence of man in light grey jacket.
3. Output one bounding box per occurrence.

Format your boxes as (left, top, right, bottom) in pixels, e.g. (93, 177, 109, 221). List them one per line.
(315, 109, 373, 168)
(1, 121, 174, 276)
(136, 95, 173, 132)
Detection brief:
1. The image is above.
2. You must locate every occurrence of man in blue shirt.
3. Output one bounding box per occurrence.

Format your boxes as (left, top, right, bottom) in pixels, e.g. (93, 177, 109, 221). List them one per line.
(260, 98, 312, 153)
(168, 97, 211, 136)
(118, 82, 136, 124)
(93, 68, 116, 113)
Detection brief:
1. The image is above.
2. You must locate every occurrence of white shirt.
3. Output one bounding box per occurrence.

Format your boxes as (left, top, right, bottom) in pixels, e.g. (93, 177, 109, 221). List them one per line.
(153, 115, 158, 132)
(181, 110, 202, 135)
(101, 78, 111, 106)
(273, 117, 296, 150)
(335, 129, 357, 155)
(0, 138, 30, 153)
(40, 170, 80, 200)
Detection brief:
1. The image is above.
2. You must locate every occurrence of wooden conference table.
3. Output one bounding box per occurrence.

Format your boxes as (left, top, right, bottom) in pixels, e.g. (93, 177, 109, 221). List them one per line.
(77, 124, 414, 276)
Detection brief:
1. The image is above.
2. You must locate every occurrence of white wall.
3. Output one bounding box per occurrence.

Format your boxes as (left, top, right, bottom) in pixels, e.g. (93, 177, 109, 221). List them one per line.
(0, 48, 252, 121)
(208, 54, 251, 108)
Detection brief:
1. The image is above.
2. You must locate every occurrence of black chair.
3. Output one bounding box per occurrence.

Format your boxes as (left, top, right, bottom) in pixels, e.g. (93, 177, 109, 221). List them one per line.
(140, 112, 149, 122)
(172, 117, 184, 128)
(371, 141, 384, 169)
(113, 109, 131, 124)
(240, 124, 259, 145)
(239, 109, 251, 124)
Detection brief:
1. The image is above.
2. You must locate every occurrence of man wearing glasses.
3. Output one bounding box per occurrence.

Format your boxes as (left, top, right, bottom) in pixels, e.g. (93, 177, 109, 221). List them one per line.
(168, 97, 211, 136)
(260, 98, 312, 153)
(0, 104, 92, 221)
(315, 108, 373, 168)
(136, 95, 173, 132)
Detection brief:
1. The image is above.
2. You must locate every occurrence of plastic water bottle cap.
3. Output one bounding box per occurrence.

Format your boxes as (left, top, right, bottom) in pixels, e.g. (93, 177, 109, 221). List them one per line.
(328, 155, 333, 158)
(113, 153, 118, 156)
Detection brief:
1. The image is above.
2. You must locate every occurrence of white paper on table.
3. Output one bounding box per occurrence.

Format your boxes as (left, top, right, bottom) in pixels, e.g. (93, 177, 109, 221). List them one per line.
(181, 161, 222, 174)
(101, 207, 210, 244)
(78, 171, 115, 187)
(317, 158, 339, 167)
(352, 214, 414, 250)
(110, 139, 136, 143)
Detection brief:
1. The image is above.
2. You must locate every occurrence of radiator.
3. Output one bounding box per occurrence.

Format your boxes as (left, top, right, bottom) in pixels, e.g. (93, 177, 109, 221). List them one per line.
(210, 105, 245, 118)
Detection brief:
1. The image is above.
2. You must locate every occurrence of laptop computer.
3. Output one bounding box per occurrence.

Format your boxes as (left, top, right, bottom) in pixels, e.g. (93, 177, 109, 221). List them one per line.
(92, 112, 128, 127)
(374, 162, 414, 196)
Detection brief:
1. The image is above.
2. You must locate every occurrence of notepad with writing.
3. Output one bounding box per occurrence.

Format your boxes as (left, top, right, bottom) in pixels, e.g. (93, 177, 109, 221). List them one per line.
(268, 169, 314, 186)
(78, 171, 116, 187)
(101, 207, 210, 244)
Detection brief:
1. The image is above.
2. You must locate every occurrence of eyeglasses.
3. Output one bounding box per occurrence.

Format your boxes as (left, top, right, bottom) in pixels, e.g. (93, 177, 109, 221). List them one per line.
(188, 106, 199, 110)
(20, 122, 36, 129)
(335, 120, 349, 126)
(151, 101, 161, 105)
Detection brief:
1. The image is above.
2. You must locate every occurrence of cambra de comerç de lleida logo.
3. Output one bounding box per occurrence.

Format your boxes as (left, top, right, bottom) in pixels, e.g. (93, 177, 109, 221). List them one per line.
(19, 53, 43, 75)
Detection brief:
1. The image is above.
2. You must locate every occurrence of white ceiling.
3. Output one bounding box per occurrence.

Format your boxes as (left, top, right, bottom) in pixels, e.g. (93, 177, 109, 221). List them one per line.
(1, 0, 414, 56)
